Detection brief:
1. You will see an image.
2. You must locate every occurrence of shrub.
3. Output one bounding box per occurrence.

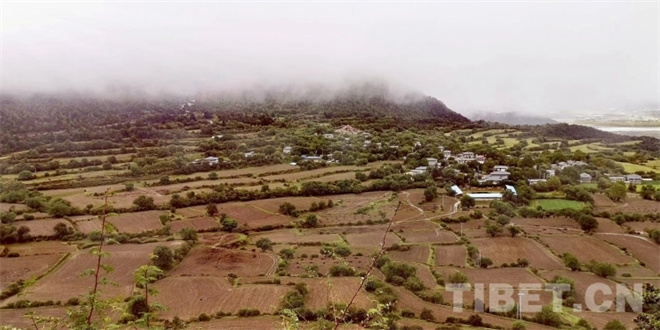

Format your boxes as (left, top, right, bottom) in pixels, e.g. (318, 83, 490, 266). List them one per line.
(198, 313, 211, 321)
(511, 320, 527, 330)
(237, 309, 260, 317)
(420, 308, 435, 322)
(333, 246, 351, 257)
(448, 271, 469, 284)
(401, 310, 415, 318)
(603, 319, 626, 330)
(328, 265, 356, 277)
(533, 306, 563, 327)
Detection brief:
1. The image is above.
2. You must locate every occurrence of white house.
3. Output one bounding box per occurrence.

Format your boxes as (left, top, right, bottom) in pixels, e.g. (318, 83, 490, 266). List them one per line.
(494, 165, 509, 172)
(414, 141, 422, 148)
(625, 174, 643, 185)
(407, 166, 428, 176)
(244, 151, 256, 158)
(283, 146, 292, 154)
(579, 173, 592, 183)
(528, 179, 547, 185)
(443, 150, 452, 159)
(204, 156, 219, 165)
(323, 133, 335, 139)
(302, 155, 323, 163)
(426, 158, 438, 167)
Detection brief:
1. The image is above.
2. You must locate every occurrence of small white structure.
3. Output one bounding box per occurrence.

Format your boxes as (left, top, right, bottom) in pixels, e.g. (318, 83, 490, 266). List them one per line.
(204, 156, 219, 165)
(579, 173, 592, 183)
(426, 158, 438, 167)
(494, 165, 509, 172)
(302, 155, 323, 163)
(451, 185, 463, 196)
(625, 174, 643, 184)
(406, 166, 428, 176)
(443, 150, 452, 159)
(528, 179, 547, 185)
(212, 135, 223, 140)
(283, 146, 292, 154)
(414, 141, 422, 148)
(323, 133, 335, 139)
(244, 151, 255, 158)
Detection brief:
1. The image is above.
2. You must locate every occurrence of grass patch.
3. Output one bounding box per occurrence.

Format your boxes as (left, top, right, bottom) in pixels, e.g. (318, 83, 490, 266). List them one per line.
(616, 162, 659, 173)
(531, 199, 584, 211)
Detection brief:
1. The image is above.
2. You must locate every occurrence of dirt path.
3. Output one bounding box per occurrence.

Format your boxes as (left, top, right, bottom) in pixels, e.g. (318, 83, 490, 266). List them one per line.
(597, 232, 654, 243)
(265, 253, 279, 275)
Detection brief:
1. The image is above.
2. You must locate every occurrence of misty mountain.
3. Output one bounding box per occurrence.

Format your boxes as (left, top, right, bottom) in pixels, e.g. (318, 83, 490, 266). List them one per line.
(201, 82, 470, 124)
(469, 111, 557, 125)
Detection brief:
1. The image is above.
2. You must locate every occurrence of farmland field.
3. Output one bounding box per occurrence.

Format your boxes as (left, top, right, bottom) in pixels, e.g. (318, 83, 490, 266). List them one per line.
(539, 235, 635, 264)
(434, 245, 467, 266)
(472, 237, 564, 270)
(153, 277, 290, 319)
(0, 254, 65, 291)
(4, 242, 182, 304)
(11, 218, 72, 237)
(596, 233, 660, 272)
(171, 246, 274, 277)
(168, 217, 218, 233)
(531, 199, 584, 210)
(106, 210, 165, 234)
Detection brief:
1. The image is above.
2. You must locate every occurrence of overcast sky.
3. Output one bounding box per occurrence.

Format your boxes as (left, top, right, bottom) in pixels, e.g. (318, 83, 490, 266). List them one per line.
(2, 1, 658, 114)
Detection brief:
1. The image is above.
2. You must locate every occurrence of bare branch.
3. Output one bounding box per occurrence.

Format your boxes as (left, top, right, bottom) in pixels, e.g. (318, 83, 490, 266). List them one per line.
(333, 201, 401, 330)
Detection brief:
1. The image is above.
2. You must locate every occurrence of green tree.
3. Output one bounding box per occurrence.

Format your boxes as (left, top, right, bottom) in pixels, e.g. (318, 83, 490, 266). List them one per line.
(206, 202, 218, 216)
(333, 246, 351, 257)
(131, 265, 164, 327)
(279, 248, 295, 260)
(508, 225, 522, 237)
(0, 212, 17, 224)
(179, 228, 198, 242)
(480, 257, 493, 269)
(460, 194, 476, 210)
(562, 253, 581, 271)
(256, 238, 273, 252)
(448, 271, 469, 284)
(607, 182, 627, 202)
(420, 308, 435, 322)
(424, 184, 438, 202)
(597, 177, 612, 191)
(152, 245, 174, 270)
(634, 283, 660, 329)
(485, 222, 502, 237)
(640, 185, 656, 200)
(279, 202, 297, 216)
(303, 214, 318, 228)
(589, 261, 616, 277)
(647, 229, 660, 244)
(220, 216, 238, 232)
(533, 305, 563, 327)
(17, 170, 34, 181)
(53, 222, 73, 239)
(133, 195, 156, 211)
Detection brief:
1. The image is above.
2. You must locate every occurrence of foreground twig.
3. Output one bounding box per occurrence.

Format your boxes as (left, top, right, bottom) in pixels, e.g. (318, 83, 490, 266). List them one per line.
(86, 189, 110, 325)
(333, 201, 401, 330)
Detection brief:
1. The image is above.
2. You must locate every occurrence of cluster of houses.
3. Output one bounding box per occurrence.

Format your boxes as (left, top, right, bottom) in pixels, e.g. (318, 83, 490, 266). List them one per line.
(478, 165, 510, 184)
(576, 173, 644, 184)
(451, 184, 518, 201)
